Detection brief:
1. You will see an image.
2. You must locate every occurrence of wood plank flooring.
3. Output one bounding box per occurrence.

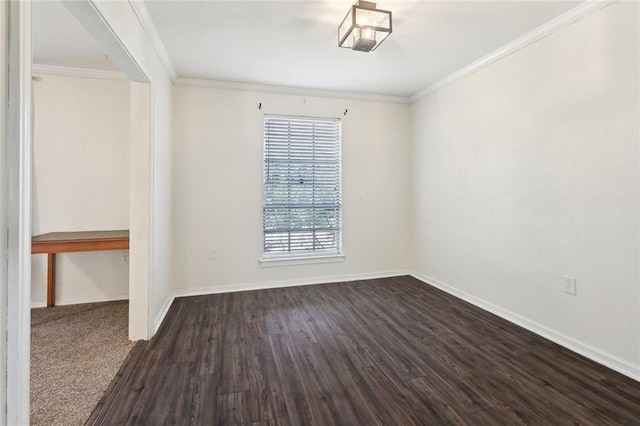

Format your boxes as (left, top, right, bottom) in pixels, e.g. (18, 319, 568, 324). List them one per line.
(88, 276, 640, 425)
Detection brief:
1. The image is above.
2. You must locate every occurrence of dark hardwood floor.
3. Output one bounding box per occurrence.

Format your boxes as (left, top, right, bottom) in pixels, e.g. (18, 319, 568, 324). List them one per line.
(88, 276, 640, 425)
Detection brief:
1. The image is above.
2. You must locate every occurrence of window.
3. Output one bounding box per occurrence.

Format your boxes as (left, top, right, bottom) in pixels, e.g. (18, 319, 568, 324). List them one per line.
(263, 115, 342, 259)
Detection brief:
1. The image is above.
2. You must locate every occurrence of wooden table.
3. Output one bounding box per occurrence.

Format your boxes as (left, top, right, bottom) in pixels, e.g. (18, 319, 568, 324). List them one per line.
(32, 230, 130, 307)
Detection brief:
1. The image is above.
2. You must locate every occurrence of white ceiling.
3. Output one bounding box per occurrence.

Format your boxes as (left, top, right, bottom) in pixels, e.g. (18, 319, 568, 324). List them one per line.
(33, 0, 119, 72)
(33, 0, 581, 97)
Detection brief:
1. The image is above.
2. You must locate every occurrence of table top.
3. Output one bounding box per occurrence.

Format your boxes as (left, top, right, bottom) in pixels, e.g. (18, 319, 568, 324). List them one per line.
(32, 230, 129, 243)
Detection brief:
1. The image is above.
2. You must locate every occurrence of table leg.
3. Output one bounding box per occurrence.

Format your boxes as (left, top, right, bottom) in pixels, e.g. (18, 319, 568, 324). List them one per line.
(47, 253, 55, 308)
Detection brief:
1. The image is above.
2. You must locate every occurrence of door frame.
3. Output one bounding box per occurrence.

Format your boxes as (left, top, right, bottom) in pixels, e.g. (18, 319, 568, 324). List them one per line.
(5, 0, 32, 423)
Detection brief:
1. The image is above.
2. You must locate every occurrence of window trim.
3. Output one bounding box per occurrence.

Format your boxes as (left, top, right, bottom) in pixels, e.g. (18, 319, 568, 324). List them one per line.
(261, 113, 343, 262)
(259, 253, 346, 268)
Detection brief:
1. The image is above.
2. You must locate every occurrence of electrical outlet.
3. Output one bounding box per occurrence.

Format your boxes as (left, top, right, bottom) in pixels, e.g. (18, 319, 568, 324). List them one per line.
(209, 247, 218, 260)
(122, 253, 129, 264)
(564, 276, 577, 295)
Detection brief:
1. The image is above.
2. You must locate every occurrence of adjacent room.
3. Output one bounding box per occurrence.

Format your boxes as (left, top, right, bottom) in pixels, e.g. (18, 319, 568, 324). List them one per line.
(1, 0, 638, 424)
(29, 2, 135, 424)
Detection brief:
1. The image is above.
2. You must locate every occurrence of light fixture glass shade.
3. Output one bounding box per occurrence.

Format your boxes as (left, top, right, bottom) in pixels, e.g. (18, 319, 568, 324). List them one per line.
(338, 1, 392, 52)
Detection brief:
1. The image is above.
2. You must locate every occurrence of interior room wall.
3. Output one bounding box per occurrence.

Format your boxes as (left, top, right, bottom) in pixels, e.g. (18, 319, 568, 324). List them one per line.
(149, 79, 173, 333)
(81, 1, 174, 338)
(410, 1, 639, 377)
(31, 73, 130, 306)
(172, 86, 411, 294)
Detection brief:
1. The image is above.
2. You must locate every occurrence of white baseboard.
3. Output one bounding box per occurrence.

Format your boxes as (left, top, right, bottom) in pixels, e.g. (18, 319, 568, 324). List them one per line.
(410, 272, 640, 381)
(153, 294, 175, 335)
(173, 269, 410, 299)
(30, 294, 129, 309)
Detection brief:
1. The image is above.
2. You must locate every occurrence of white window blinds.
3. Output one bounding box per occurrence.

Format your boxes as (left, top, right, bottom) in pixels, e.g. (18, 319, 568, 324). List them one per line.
(263, 115, 342, 256)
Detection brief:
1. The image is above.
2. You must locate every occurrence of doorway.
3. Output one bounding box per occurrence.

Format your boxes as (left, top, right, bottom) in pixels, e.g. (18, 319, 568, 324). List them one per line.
(5, 0, 154, 423)
(30, 11, 133, 416)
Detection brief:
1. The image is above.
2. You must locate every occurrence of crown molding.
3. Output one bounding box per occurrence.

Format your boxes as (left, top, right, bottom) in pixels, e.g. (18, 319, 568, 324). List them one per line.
(410, 0, 616, 102)
(32, 64, 128, 80)
(35, 1, 613, 104)
(128, 0, 177, 82)
(175, 77, 411, 105)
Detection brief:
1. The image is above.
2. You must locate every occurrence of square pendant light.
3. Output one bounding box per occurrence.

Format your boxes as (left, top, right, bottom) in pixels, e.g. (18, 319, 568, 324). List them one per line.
(338, 1, 392, 52)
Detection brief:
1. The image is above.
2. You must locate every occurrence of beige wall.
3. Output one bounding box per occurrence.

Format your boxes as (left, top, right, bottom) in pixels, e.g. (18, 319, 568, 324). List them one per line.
(410, 1, 640, 377)
(172, 86, 411, 294)
(31, 73, 129, 306)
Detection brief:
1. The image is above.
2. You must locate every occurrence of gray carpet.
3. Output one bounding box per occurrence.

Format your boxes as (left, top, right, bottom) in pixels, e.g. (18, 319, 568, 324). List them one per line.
(30, 300, 135, 426)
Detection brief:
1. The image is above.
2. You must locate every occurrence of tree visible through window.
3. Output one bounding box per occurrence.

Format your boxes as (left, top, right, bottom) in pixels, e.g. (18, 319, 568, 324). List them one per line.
(263, 115, 342, 256)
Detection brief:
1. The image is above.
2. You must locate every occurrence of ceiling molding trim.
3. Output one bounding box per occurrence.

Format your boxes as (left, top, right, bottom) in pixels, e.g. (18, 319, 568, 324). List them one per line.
(32, 64, 128, 80)
(128, 0, 177, 82)
(175, 77, 411, 105)
(410, 0, 616, 103)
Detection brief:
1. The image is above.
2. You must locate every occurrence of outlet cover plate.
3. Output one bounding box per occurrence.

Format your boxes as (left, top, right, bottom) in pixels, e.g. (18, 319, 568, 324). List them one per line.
(564, 276, 577, 295)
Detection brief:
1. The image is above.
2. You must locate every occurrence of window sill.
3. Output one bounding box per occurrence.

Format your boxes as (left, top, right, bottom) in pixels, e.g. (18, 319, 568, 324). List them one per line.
(260, 253, 345, 268)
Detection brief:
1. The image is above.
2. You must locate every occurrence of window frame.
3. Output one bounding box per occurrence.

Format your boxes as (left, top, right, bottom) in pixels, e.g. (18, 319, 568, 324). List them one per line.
(260, 113, 344, 266)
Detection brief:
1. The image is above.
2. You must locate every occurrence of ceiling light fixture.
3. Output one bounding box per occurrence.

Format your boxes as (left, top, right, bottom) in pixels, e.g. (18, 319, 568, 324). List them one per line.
(338, 1, 392, 52)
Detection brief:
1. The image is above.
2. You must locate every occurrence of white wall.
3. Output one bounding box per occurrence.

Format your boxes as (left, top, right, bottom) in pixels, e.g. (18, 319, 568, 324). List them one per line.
(411, 1, 640, 377)
(172, 86, 410, 293)
(31, 73, 129, 306)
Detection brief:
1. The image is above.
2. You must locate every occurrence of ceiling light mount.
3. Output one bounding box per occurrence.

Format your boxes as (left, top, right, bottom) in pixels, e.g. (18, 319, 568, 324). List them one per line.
(338, 1, 392, 52)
